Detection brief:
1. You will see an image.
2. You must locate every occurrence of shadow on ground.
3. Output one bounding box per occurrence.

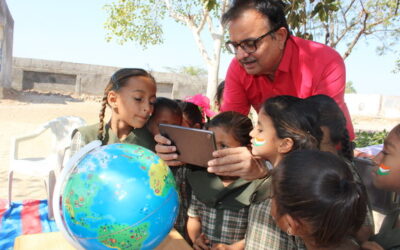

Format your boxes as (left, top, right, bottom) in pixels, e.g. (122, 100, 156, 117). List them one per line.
(2, 88, 85, 104)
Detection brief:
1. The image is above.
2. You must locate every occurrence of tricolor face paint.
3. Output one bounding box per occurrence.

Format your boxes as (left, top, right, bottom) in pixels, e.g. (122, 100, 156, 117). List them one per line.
(377, 163, 391, 176)
(371, 127, 400, 192)
(249, 112, 283, 163)
(253, 137, 266, 146)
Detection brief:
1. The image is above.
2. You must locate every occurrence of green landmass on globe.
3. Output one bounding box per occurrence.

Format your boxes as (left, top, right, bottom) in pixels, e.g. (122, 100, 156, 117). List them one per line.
(98, 222, 150, 249)
(61, 143, 179, 249)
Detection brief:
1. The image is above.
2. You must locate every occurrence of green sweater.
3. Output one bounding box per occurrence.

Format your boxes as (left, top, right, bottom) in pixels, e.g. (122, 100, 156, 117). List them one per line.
(75, 122, 156, 152)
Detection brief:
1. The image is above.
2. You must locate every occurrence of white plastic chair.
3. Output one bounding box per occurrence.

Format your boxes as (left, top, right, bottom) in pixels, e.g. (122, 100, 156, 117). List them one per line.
(8, 116, 86, 219)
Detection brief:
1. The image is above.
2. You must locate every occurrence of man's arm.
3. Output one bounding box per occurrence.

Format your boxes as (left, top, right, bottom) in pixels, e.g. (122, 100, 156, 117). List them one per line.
(220, 59, 251, 115)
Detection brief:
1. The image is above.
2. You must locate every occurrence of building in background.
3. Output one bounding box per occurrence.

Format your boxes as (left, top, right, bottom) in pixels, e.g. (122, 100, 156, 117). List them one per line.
(0, 0, 13, 98)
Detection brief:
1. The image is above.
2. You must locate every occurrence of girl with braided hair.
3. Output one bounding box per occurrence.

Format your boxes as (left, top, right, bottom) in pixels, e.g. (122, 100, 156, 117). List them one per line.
(70, 68, 157, 155)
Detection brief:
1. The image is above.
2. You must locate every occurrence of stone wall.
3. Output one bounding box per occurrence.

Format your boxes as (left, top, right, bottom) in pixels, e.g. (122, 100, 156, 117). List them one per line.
(345, 93, 400, 119)
(12, 57, 207, 99)
(11, 57, 400, 119)
(0, 0, 14, 95)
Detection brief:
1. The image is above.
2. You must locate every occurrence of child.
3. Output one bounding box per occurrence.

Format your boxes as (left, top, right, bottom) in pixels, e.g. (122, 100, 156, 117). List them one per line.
(70, 68, 157, 154)
(245, 95, 322, 249)
(177, 100, 204, 128)
(186, 111, 255, 249)
(307, 94, 375, 242)
(214, 80, 225, 112)
(167, 100, 204, 240)
(146, 97, 182, 136)
(306, 94, 353, 160)
(271, 150, 368, 250)
(362, 124, 400, 250)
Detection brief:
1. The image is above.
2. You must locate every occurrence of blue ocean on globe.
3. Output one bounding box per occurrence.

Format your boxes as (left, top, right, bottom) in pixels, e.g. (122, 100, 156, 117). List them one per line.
(59, 143, 179, 249)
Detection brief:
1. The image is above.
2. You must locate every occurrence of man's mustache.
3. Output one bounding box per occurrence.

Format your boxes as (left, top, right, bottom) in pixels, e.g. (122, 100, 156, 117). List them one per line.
(240, 57, 257, 64)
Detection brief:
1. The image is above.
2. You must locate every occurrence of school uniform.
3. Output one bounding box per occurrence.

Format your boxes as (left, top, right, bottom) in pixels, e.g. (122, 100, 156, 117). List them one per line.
(187, 169, 258, 245)
(244, 177, 306, 250)
(70, 122, 156, 155)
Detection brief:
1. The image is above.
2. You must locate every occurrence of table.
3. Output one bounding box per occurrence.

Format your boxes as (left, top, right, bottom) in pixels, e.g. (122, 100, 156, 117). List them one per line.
(14, 229, 192, 250)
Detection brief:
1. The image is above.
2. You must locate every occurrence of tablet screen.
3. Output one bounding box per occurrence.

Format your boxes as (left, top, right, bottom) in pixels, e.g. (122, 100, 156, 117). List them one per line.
(159, 124, 216, 167)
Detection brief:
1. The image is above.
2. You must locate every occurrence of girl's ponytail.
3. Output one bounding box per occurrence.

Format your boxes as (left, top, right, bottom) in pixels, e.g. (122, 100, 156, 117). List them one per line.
(272, 150, 368, 248)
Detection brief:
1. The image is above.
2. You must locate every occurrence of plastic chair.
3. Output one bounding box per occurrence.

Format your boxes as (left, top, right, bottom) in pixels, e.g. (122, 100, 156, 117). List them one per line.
(8, 116, 86, 219)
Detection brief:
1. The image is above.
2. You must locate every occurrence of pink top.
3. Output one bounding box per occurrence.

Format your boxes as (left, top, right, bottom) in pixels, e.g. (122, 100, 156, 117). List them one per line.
(221, 36, 354, 139)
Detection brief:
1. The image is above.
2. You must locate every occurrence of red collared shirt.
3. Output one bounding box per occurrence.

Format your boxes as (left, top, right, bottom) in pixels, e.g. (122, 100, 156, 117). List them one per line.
(221, 35, 354, 139)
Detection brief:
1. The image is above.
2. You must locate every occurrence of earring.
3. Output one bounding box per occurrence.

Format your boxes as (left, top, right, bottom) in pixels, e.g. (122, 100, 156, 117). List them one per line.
(287, 227, 293, 236)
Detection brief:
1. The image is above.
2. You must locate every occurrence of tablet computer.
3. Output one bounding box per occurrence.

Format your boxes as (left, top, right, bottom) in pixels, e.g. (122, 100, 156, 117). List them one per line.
(159, 123, 216, 167)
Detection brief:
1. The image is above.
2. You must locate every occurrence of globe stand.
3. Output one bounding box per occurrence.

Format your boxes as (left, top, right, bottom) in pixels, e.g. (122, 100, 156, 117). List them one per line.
(52, 140, 102, 250)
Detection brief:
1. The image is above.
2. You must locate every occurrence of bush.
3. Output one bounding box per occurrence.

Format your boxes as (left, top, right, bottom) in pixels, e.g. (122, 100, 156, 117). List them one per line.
(354, 130, 388, 148)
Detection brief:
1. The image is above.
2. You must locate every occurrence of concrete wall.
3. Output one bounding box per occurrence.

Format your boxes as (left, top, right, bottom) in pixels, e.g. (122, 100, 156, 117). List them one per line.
(11, 57, 400, 119)
(12, 57, 207, 99)
(0, 0, 13, 93)
(345, 93, 400, 119)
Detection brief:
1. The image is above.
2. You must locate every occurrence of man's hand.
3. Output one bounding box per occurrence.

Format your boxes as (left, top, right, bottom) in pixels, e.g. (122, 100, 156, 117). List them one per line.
(154, 134, 183, 166)
(207, 147, 268, 180)
(193, 233, 210, 250)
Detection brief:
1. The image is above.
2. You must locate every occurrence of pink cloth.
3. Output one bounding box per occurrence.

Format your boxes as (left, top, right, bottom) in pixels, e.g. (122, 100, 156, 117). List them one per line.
(185, 94, 216, 121)
(221, 36, 354, 140)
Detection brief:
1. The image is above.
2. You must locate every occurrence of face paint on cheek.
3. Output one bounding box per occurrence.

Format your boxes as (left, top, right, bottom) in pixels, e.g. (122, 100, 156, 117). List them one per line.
(377, 163, 391, 175)
(253, 137, 266, 146)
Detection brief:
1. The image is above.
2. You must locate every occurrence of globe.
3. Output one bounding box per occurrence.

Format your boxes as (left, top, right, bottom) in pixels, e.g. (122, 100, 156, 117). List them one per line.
(54, 142, 179, 250)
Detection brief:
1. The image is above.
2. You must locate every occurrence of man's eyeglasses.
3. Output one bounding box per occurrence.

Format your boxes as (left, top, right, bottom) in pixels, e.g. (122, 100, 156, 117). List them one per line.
(225, 28, 278, 54)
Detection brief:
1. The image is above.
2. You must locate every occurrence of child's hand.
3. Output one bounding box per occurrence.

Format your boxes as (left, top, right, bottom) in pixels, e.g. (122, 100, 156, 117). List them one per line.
(211, 243, 230, 250)
(361, 241, 384, 250)
(154, 134, 184, 166)
(193, 233, 210, 250)
(211, 239, 244, 250)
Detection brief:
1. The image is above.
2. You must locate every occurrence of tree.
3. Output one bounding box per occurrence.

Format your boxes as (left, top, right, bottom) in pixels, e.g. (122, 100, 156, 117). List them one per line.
(285, 0, 400, 61)
(104, 0, 400, 99)
(345, 80, 357, 93)
(104, 0, 228, 100)
(164, 65, 208, 77)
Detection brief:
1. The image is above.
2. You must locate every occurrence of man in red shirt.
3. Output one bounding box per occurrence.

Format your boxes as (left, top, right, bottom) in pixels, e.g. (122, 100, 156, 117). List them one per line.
(221, 0, 354, 140)
(155, 0, 354, 179)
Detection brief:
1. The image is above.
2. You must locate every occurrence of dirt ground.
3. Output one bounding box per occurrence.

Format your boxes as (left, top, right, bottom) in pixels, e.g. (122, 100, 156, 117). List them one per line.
(0, 89, 399, 202)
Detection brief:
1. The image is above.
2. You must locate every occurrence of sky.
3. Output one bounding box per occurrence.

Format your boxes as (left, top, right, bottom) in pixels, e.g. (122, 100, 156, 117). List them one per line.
(6, 0, 400, 96)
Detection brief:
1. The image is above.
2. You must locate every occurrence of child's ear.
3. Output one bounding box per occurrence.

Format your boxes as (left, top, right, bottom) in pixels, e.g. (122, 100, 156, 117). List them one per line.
(283, 214, 302, 236)
(278, 138, 294, 154)
(107, 90, 118, 109)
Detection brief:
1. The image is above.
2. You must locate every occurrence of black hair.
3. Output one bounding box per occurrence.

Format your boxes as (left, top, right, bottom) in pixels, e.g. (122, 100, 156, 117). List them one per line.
(177, 101, 204, 128)
(392, 123, 400, 137)
(150, 97, 182, 120)
(307, 94, 353, 161)
(215, 81, 225, 110)
(262, 95, 322, 151)
(222, 0, 289, 39)
(205, 111, 253, 146)
(98, 68, 156, 141)
(146, 97, 182, 136)
(272, 150, 367, 248)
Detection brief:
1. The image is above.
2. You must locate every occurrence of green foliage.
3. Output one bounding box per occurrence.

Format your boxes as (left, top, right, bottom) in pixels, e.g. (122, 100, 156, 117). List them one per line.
(345, 81, 356, 93)
(394, 57, 400, 73)
(103, 0, 167, 48)
(284, 0, 400, 67)
(284, 0, 339, 40)
(354, 130, 388, 148)
(164, 65, 207, 76)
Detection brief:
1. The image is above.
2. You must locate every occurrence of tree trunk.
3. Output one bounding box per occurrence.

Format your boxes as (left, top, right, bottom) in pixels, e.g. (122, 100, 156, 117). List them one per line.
(206, 62, 219, 101)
